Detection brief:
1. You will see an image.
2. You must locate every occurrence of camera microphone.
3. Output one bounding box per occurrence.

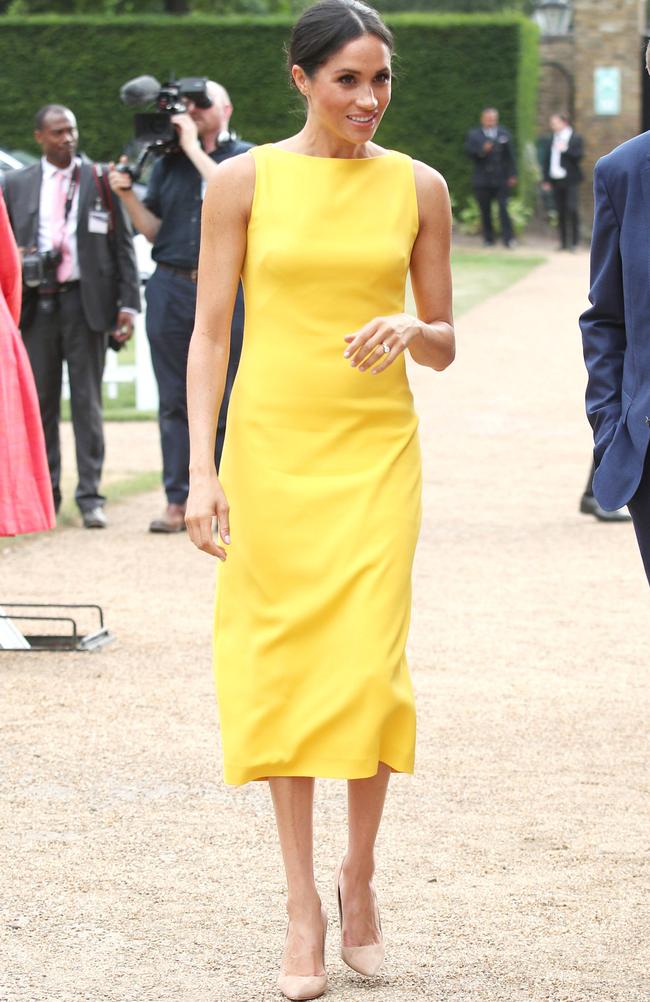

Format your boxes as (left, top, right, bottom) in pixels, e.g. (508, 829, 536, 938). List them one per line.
(120, 75, 162, 108)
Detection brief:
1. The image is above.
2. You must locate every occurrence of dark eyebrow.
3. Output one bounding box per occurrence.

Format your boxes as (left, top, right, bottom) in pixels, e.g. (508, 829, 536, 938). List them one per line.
(334, 66, 391, 74)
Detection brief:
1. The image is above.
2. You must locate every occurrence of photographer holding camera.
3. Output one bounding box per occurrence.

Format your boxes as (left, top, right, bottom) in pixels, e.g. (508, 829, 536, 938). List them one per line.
(109, 79, 252, 534)
(1, 104, 141, 528)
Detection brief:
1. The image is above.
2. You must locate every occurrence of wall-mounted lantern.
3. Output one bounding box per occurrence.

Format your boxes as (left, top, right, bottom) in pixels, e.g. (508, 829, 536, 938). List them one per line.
(533, 0, 573, 38)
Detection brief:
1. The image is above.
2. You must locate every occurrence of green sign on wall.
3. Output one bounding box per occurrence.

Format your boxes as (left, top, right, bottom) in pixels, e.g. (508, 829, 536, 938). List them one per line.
(594, 67, 621, 116)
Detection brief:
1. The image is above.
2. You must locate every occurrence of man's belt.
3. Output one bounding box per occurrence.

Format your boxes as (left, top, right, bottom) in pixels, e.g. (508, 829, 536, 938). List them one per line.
(157, 262, 199, 283)
(37, 279, 80, 297)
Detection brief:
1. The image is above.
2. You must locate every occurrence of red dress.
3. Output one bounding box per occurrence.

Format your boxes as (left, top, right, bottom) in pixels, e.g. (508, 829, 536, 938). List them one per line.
(0, 188, 55, 535)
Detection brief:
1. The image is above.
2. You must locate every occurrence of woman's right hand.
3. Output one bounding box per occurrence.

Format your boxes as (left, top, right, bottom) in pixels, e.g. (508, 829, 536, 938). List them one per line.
(185, 473, 231, 561)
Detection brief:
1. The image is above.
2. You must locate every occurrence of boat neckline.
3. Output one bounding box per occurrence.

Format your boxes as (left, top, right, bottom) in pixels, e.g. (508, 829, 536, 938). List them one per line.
(266, 144, 397, 163)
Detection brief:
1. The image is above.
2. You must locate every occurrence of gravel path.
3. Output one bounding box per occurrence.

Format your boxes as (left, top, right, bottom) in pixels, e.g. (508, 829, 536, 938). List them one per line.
(2, 248, 649, 1002)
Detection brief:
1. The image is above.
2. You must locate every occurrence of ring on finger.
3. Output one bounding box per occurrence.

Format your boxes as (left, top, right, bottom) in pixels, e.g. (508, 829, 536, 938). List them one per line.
(376, 342, 391, 354)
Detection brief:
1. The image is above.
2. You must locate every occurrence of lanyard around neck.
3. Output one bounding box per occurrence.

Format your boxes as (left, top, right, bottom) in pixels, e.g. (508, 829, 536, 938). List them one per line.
(61, 163, 80, 222)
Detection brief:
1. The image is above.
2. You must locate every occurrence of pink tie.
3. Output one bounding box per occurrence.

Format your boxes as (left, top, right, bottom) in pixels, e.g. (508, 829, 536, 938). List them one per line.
(52, 169, 73, 283)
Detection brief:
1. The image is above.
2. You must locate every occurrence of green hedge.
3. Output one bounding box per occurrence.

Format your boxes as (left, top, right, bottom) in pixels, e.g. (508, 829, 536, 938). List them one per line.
(0, 14, 538, 209)
(378, 0, 533, 10)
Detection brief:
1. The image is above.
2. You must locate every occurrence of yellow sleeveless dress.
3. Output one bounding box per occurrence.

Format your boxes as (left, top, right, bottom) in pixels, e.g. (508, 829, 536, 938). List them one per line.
(214, 144, 422, 786)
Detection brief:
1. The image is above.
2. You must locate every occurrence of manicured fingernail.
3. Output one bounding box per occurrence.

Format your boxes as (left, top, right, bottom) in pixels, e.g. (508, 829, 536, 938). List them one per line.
(223, 534, 230, 544)
(343, 350, 350, 357)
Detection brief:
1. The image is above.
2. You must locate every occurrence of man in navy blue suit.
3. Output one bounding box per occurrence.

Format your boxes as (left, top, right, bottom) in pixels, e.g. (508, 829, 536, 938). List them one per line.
(580, 53, 650, 583)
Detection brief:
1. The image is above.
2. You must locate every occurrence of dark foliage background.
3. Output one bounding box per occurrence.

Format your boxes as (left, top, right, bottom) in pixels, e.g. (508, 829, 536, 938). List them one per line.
(1, 1, 535, 12)
(0, 13, 538, 208)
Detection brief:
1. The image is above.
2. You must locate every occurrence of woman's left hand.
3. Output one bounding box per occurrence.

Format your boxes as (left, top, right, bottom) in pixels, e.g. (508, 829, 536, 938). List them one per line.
(343, 314, 422, 374)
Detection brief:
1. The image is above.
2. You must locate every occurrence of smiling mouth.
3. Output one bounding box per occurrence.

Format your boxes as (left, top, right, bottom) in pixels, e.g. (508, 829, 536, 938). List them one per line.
(347, 113, 377, 125)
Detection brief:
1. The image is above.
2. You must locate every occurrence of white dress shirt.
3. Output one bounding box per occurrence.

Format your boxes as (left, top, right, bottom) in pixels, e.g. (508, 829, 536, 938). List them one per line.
(550, 127, 572, 180)
(38, 155, 81, 280)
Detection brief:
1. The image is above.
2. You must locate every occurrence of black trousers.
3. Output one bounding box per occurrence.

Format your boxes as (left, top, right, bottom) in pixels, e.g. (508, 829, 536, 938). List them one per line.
(145, 267, 244, 506)
(474, 184, 513, 245)
(21, 286, 107, 514)
(627, 448, 650, 586)
(551, 178, 580, 249)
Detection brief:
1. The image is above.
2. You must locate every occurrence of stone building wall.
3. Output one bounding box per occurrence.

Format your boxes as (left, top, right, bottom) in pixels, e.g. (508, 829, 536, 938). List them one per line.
(537, 37, 575, 134)
(572, 0, 645, 228)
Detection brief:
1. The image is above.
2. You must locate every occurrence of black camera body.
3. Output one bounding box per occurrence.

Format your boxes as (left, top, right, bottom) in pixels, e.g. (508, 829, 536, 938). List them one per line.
(22, 248, 62, 291)
(117, 75, 213, 181)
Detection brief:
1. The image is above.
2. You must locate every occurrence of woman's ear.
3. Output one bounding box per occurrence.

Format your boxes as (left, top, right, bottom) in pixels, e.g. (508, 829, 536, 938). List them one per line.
(291, 64, 310, 98)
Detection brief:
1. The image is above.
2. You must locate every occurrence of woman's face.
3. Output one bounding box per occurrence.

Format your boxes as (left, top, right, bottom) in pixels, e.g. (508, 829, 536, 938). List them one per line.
(293, 33, 392, 146)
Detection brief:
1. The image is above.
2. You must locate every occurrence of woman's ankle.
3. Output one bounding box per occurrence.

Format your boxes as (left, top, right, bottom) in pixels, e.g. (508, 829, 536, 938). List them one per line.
(286, 890, 323, 920)
(341, 853, 375, 885)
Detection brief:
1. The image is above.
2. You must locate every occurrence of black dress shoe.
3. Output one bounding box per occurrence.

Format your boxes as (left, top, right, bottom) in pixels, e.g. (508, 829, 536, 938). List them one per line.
(82, 506, 107, 529)
(579, 494, 631, 522)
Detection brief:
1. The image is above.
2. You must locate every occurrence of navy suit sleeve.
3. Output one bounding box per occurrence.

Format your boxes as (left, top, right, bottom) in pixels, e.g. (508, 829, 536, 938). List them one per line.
(464, 129, 486, 160)
(579, 161, 626, 464)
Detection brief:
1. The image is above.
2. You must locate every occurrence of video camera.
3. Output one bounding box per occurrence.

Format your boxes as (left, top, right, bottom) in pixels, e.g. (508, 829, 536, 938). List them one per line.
(117, 75, 213, 181)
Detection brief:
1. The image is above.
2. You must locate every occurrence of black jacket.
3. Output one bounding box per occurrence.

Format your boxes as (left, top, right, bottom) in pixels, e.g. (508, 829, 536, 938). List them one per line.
(143, 137, 254, 270)
(539, 130, 584, 184)
(464, 126, 517, 188)
(2, 157, 140, 331)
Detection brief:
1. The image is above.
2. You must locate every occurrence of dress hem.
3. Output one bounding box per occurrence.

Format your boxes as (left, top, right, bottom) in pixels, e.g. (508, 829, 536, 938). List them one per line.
(223, 747, 415, 787)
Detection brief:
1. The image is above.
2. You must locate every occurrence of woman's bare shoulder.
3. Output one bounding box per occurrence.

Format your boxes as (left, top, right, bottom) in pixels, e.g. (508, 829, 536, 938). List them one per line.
(204, 149, 256, 217)
(412, 159, 449, 198)
(411, 159, 450, 223)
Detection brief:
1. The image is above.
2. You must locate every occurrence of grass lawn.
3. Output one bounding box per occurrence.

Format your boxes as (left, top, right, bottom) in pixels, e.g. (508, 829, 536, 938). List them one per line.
(451, 247, 546, 317)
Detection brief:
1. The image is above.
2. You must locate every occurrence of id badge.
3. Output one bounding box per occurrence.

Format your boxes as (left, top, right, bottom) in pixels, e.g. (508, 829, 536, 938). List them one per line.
(88, 209, 109, 234)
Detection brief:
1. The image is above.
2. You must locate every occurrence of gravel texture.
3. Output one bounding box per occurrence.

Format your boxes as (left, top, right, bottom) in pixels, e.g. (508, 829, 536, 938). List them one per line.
(1, 248, 649, 1002)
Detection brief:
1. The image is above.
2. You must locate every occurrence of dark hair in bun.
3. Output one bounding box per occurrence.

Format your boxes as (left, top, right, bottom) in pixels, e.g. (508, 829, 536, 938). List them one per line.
(287, 0, 393, 84)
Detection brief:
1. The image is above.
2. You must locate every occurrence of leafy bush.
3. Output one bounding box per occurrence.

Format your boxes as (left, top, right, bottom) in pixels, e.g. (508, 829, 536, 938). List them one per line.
(456, 194, 533, 236)
(1, 0, 535, 11)
(0, 14, 538, 215)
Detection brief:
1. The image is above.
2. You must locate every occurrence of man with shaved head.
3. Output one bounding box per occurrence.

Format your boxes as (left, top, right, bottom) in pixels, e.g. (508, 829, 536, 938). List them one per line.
(109, 79, 253, 533)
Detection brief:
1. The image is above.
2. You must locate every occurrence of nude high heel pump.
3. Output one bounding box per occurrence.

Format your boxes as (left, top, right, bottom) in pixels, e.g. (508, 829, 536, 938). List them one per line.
(335, 859, 385, 977)
(277, 906, 328, 1001)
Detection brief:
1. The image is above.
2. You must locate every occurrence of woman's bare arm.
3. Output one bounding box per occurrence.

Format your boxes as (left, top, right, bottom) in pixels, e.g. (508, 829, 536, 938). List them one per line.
(185, 152, 255, 557)
(342, 160, 454, 374)
(406, 161, 455, 370)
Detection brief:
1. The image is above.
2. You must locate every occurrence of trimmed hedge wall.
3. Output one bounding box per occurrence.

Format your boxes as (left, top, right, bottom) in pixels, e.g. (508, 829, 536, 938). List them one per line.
(378, 1, 533, 10)
(0, 14, 538, 209)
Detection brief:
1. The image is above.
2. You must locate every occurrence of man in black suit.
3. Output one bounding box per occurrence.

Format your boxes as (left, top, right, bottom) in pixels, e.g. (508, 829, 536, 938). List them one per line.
(464, 107, 518, 248)
(540, 112, 584, 251)
(2, 104, 140, 528)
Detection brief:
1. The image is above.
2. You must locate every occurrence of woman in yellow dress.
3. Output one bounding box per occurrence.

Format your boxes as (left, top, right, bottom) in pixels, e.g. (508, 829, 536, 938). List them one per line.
(186, 1, 454, 997)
